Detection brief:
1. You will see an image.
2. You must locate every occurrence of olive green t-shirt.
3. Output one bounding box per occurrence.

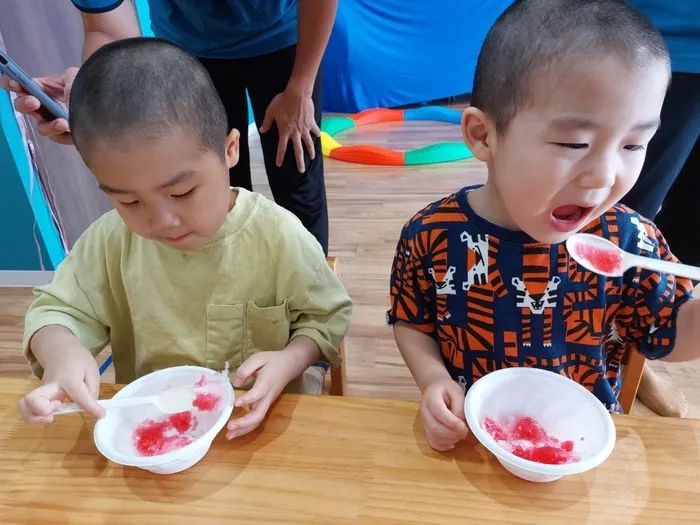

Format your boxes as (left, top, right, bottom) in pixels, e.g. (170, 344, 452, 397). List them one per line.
(23, 189, 353, 389)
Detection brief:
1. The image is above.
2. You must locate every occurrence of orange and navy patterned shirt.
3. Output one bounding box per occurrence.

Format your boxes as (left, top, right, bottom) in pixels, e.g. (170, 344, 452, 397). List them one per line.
(387, 186, 695, 412)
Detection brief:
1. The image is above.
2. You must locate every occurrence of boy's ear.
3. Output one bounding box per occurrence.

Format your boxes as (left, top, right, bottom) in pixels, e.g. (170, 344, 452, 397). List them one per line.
(225, 128, 241, 169)
(462, 107, 494, 163)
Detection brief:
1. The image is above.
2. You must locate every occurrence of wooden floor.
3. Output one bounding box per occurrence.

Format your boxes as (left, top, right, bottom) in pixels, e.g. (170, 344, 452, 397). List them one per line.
(2, 114, 700, 418)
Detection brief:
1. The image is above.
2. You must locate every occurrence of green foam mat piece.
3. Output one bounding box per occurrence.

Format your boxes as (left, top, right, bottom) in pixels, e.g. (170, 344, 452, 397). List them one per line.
(404, 142, 473, 165)
(321, 116, 356, 136)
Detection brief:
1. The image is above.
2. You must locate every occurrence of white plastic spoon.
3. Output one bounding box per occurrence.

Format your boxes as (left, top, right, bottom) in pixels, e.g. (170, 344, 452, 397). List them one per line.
(566, 233, 700, 281)
(53, 384, 201, 416)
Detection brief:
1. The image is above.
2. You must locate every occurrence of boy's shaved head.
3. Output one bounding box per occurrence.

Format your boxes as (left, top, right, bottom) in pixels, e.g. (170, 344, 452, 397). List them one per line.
(471, 0, 670, 133)
(69, 37, 228, 157)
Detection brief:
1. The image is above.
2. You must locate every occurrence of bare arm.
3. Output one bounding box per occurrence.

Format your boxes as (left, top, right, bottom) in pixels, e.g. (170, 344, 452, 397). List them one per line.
(281, 335, 322, 383)
(394, 321, 451, 392)
(288, 0, 338, 96)
(81, 0, 142, 60)
(30, 325, 94, 373)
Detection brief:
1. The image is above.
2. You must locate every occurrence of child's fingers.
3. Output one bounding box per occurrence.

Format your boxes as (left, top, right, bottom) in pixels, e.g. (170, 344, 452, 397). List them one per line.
(443, 385, 468, 424)
(17, 384, 64, 423)
(63, 381, 105, 419)
(425, 392, 468, 433)
(233, 353, 267, 388)
(83, 366, 102, 399)
(226, 400, 269, 439)
(234, 380, 268, 408)
(422, 404, 463, 445)
(426, 434, 457, 452)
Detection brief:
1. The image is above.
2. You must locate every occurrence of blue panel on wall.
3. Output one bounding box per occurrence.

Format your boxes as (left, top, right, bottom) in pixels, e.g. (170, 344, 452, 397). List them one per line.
(0, 90, 64, 270)
(322, 0, 514, 112)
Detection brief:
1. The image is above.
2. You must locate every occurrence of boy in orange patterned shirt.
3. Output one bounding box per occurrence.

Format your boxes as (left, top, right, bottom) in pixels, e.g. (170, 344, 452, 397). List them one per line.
(388, 0, 697, 452)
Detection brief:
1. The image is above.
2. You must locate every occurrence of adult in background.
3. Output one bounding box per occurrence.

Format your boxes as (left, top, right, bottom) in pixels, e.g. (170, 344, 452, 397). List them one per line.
(0, 0, 336, 254)
(622, 1, 700, 418)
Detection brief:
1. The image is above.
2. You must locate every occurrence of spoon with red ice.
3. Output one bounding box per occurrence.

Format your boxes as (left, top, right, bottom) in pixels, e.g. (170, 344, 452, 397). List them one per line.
(566, 233, 700, 280)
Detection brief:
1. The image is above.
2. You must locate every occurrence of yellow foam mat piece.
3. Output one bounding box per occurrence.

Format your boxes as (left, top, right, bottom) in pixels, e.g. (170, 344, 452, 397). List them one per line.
(321, 131, 342, 156)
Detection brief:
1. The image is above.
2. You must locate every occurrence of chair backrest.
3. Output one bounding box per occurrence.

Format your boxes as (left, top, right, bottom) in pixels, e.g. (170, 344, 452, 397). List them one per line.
(326, 257, 347, 396)
(617, 344, 645, 414)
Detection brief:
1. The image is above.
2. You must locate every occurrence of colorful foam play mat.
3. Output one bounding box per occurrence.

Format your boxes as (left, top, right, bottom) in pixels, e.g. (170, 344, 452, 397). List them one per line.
(320, 106, 473, 166)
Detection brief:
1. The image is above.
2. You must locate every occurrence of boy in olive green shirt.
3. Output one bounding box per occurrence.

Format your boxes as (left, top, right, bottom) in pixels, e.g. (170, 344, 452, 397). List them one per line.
(17, 38, 352, 441)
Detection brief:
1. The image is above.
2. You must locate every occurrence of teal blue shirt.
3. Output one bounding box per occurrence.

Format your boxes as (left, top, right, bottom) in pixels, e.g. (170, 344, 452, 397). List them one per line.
(72, 0, 298, 59)
(630, 1, 700, 74)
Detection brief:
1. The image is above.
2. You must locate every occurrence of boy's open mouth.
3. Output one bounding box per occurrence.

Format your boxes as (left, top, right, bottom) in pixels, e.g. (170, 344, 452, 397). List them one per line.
(551, 205, 592, 224)
(549, 205, 597, 233)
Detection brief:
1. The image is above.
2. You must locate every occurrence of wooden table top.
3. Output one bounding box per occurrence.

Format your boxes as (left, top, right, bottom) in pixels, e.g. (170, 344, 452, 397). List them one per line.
(1, 378, 699, 524)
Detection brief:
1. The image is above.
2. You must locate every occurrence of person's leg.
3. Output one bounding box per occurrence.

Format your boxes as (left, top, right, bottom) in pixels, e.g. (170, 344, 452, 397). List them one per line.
(637, 362, 689, 418)
(243, 45, 329, 254)
(620, 73, 700, 219)
(198, 57, 253, 190)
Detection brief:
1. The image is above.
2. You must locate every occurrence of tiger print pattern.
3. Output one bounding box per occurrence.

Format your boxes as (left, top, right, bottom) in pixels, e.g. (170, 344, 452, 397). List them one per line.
(511, 245, 561, 347)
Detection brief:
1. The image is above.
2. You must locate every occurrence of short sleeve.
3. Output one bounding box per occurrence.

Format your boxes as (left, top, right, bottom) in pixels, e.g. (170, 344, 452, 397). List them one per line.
(22, 215, 120, 378)
(288, 255, 353, 368)
(387, 227, 436, 337)
(622, 223, 695, 360)
(71, 0, 123, 14)
(267, 213, 352, 367)
(23, 253, 110, 379)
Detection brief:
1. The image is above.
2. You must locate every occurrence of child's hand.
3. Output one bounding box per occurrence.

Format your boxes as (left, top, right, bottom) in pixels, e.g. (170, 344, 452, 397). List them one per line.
(226, 351, 295, 439)
(17, 345, 105, 424)
(420, 378, 469, 452)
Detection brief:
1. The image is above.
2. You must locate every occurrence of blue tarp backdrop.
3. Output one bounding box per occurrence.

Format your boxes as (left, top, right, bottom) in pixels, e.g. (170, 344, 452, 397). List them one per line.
(321, 0, 514, 113)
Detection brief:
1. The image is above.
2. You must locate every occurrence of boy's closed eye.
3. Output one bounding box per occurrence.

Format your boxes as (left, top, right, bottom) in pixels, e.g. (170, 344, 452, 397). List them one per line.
(555, 142, 589, 150)
(117, 187, 197, 208)
(553, 143, 646, 152)
(171, 187, 197, 200)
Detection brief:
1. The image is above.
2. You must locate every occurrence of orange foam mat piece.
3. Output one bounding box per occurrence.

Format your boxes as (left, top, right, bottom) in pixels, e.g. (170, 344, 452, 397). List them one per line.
(349, 108, 405, 126)
(328, 144, 406, 166)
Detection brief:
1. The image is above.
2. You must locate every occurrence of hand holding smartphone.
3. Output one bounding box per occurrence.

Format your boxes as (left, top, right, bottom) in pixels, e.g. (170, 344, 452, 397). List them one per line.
(0, 50, 76, 145)
(0, 50, 70, 121)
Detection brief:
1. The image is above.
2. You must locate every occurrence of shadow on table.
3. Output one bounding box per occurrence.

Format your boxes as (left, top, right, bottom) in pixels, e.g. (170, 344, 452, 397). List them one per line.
(635, 417, 699, 523)
(411, 412, 591, 518)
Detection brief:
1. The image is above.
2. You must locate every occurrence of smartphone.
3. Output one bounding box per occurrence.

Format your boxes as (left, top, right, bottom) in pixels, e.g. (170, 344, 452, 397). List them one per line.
(0, 50, 69, 122)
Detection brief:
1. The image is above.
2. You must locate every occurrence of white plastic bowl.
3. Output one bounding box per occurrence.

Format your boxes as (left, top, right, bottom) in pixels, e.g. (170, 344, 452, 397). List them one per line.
(464, 367, 616, 483)
(94, 365, 234, 475)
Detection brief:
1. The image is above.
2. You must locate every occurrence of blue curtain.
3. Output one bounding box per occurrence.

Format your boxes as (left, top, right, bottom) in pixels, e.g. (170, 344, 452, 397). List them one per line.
(321, 0, 514, 112)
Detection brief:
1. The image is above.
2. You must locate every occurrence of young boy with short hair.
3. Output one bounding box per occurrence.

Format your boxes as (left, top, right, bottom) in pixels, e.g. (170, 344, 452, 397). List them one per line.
(17, 38, 352, 440)
(388, 0, 699, 452)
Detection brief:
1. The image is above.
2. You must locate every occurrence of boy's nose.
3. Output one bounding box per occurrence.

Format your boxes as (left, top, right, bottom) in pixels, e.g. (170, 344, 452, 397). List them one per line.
(150, 208, 181, 230)
(578, 154, 619, 189)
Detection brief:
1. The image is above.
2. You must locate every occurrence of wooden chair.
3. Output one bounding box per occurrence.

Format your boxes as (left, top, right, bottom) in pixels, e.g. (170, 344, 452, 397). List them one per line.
(326, 256, 348, 396)
(617, 344, 646, 414)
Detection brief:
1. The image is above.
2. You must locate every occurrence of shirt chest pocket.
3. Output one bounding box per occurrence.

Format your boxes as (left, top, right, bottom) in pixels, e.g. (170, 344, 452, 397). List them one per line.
(206, 304, 245, 370)
(206, 301, 292, 370)
(246, 299, 291, 354)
